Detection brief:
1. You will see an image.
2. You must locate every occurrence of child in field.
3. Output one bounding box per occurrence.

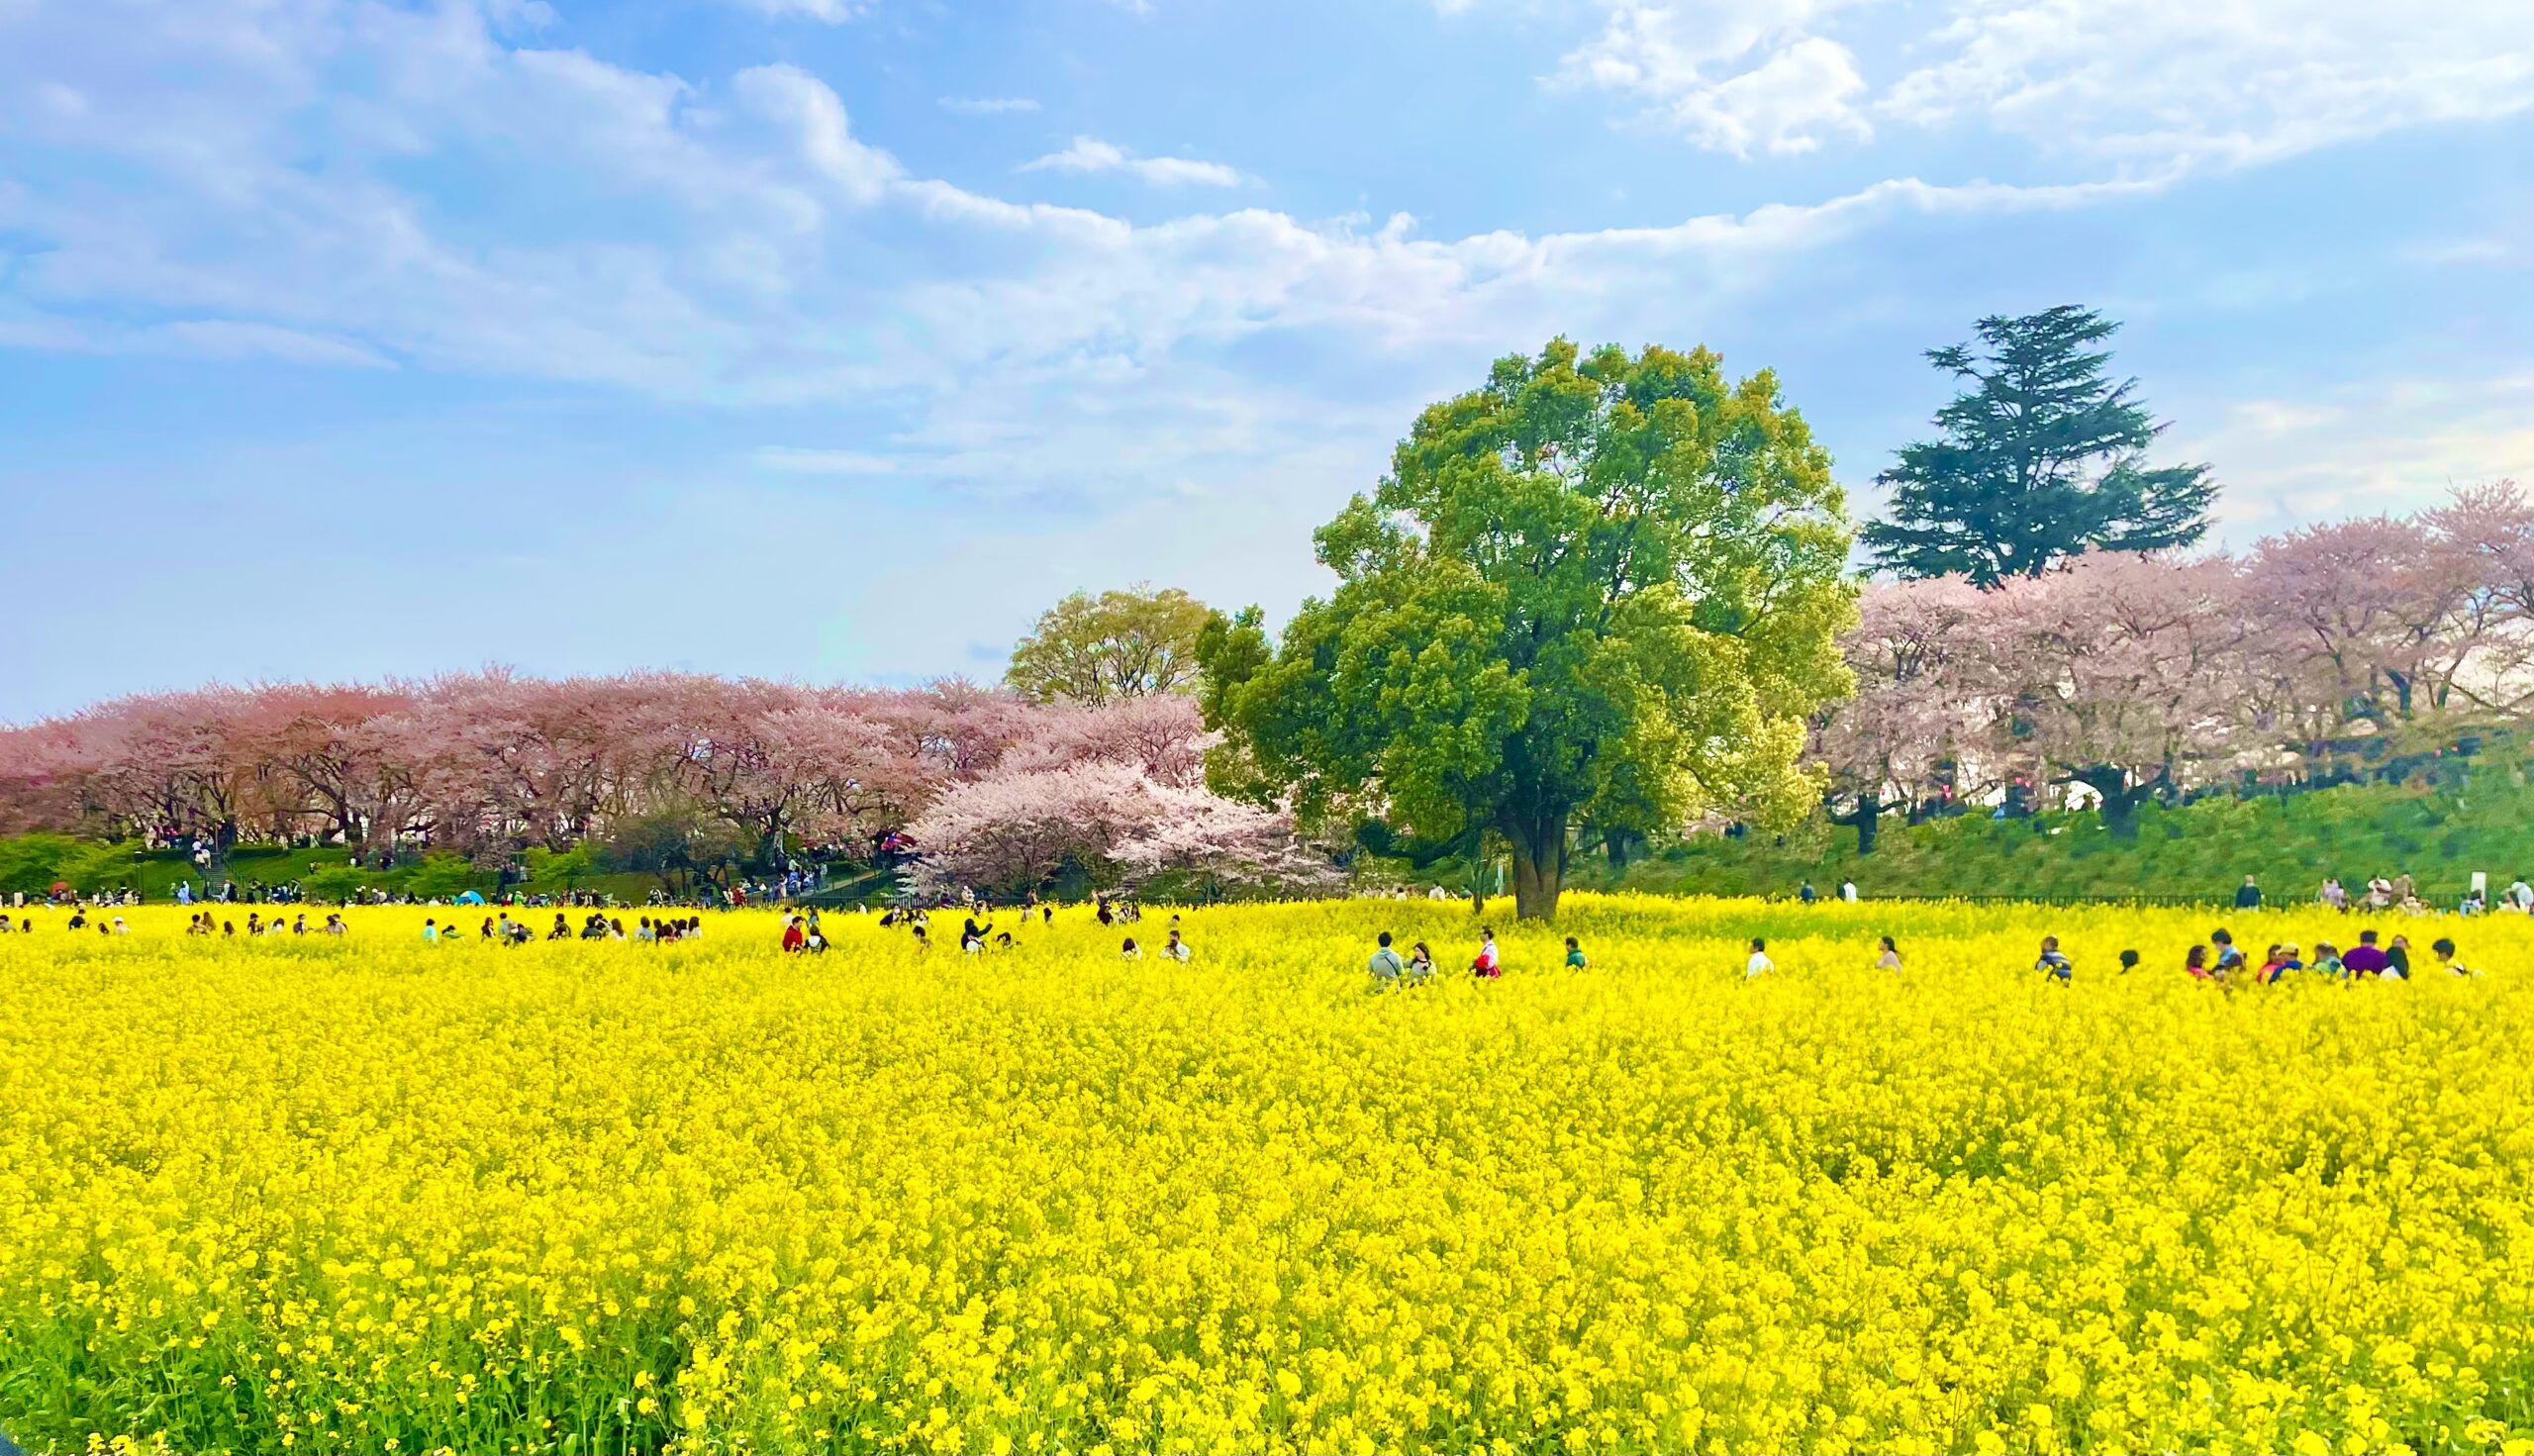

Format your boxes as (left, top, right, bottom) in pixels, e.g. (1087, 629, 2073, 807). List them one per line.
(2210, 928, 2244, 974)
(2033, 936, 2072, 982)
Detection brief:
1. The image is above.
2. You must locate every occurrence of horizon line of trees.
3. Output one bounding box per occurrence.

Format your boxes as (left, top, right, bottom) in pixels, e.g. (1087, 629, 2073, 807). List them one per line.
(0, 678, 1325, 899)
(8, 310, 2525, 914)
(1819, 481, 2534, 850)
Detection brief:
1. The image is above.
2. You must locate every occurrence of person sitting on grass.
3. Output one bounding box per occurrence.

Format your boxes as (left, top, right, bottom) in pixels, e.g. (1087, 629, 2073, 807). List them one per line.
(2034, 935, 2072, 983)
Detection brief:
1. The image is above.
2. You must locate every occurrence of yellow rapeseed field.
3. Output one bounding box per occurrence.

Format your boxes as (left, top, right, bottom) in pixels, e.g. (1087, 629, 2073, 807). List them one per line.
(1, 896, 2530, 1455)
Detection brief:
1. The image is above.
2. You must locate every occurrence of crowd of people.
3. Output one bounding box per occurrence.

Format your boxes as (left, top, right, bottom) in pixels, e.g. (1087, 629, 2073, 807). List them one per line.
(2305, 872, 2534, 918)
(0, 883, 2503, 989)
(1348, 918, 2490, 988)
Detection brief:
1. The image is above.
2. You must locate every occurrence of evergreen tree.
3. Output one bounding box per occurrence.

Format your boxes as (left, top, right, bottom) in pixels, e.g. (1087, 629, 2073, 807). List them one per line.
(1863, 306, 2216, 584)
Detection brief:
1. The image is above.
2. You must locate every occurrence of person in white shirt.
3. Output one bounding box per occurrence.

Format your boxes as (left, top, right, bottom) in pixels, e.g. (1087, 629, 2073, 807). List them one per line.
(1164, 929, 1192, 964)
(1744, 937, 1774, 977)
(2508, 876, 2533, 913)
(1840, 880, 1858, 903)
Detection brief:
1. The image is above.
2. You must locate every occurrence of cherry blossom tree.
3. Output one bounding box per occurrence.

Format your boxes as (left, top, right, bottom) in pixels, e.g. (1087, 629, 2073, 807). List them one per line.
(1986, 552, 2252, 835)
(1813, 576, 1995, 852)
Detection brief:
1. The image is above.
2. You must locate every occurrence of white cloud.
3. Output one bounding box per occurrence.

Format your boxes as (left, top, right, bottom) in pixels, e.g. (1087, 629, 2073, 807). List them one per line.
(755, 447, 905, 475)
(723, 0, 866, 21)
(0, 0, 2516, 534)
(1544, 0, 2534, 172)
(734, 62, 903, 205)
(2182, 375, 2534, 533)
(940, 95, 1039, 115)
(1555, 0, 1875, 156)
(1022, 136, 1247, 187)
(1881, 0, 2534, 170)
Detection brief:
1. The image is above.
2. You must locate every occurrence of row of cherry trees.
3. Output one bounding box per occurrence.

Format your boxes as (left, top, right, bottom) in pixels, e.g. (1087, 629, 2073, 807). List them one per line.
(1819, 483, 2534, 846)
(0, 676, 1321, 895)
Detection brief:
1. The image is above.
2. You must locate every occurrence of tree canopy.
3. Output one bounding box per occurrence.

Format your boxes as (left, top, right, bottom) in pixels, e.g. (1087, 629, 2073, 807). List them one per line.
(1005, 585, 1214, 706)
(1202, 339, 1858, 920)
(1862, 306, 2216, 585)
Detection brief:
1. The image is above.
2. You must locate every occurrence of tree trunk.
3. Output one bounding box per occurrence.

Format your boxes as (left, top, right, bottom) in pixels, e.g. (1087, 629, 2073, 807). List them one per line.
(1506, 811, 1569, 921)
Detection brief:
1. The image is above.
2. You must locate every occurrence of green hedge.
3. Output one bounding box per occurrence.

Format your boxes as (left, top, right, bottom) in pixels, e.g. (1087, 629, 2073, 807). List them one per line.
(1582, 762, 2534, 903)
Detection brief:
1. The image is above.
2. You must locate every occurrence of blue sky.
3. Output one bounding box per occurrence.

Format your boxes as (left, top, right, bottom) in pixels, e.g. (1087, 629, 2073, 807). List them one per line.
(3, 0, 2529, 720)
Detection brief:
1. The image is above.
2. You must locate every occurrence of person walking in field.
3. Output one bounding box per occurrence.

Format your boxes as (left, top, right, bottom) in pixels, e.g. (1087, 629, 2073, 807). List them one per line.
(1407, 941, 1435, 984)
(1875, 936, 1901, 972)
(1164, 928, 1192, 964)
(2431, 937, 2475, 976)
(1744, 937, 1774, 978)
(1564, 935, 1587, 969)
(1470, 928, 1501, 978)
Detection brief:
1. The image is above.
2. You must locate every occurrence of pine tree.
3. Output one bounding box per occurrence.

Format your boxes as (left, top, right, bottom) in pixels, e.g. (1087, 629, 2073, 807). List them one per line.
(1863, 306, 2216, 585)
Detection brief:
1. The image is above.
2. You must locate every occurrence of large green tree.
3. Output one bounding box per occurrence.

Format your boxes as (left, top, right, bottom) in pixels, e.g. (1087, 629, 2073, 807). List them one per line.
(1202, 340, 1858, 921)
(1862, 306, 2216, 585)
(1006, 585, 1214, 706)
